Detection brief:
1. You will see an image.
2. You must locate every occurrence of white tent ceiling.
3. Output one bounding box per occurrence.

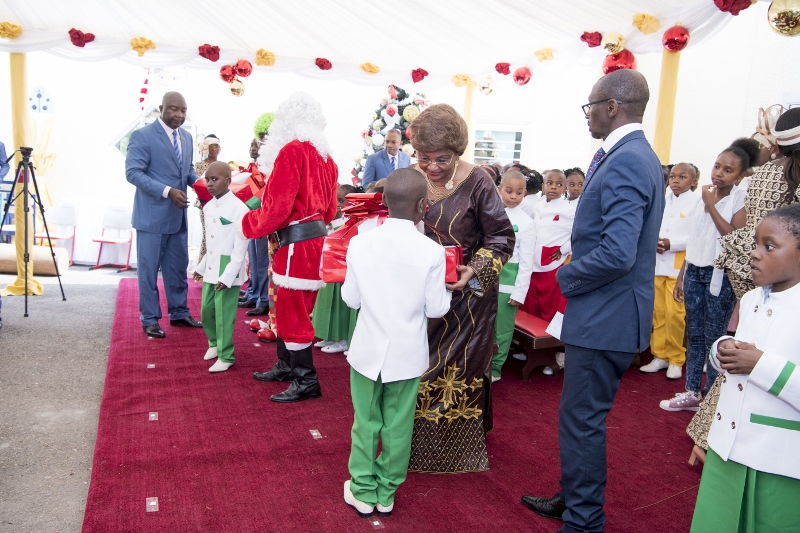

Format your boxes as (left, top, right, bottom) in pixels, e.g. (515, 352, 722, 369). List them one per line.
(0, 0, 752, 88)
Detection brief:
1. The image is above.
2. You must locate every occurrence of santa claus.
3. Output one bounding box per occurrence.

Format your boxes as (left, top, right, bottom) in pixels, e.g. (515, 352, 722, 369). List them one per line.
(242, 92, 339, 403)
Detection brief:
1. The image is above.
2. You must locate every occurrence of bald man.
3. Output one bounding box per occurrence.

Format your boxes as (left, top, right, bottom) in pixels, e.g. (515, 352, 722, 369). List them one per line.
(126, 91, 202, 338)
(522, 69, 664, 533)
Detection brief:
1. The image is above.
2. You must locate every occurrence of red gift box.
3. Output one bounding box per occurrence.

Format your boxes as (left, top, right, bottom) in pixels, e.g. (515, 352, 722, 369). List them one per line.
(443, 246, 463, 283)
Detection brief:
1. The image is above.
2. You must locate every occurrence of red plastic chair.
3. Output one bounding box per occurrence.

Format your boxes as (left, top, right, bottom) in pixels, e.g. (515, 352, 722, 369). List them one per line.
(91, 209, 133, 272)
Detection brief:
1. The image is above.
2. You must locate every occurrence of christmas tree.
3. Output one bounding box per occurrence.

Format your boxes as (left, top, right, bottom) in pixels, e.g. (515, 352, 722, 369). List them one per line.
(352, 84, 429, 185)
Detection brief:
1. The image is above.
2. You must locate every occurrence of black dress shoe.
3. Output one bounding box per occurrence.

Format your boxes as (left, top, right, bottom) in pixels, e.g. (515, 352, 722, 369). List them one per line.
(270, 380, 322, 402)
(238, 300, 256, 308)
(143, 324, 165, 338)
(170, 316, 203, 328)
(246, 306, 269, 316)
(521, 493, 566, 520)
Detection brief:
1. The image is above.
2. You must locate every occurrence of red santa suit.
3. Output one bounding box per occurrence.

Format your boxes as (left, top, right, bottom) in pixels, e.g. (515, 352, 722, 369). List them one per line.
(242, 140, 339, 346)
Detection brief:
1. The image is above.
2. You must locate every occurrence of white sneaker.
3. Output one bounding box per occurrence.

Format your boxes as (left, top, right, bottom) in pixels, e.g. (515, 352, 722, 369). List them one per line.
(344, 480, 374, 517)
(376, 502, 393, 516)
(491, 375, 501, 383)
(555, 351, 565, 369)
(203, 347, 218, 360)
(543, 366, 554, 376)
(659, 391, 702, 412)
(209, 360, 233, 373)
(666, 364, 682, 380)
(321, 340, 348, 353)
(640, 358, 669, 373)
(314, 340, 334, 348)
(512, 353, 527, 361)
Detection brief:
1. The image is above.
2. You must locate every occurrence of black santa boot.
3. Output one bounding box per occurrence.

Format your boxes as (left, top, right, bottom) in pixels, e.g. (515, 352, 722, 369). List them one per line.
(270, 345, 322, 402)
(253, 337, 293, 382)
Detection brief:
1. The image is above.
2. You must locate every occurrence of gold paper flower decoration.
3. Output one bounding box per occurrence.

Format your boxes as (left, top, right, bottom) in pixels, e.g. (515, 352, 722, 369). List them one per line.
(451, 74, 472, 87)
(633, 14, 660, 35)
(534, 48, 554, 62)
(0, 22, 22, 39)
(255, 49, 276, 66)
(360, 62, 380, 74)
(130, 37, 156, 57)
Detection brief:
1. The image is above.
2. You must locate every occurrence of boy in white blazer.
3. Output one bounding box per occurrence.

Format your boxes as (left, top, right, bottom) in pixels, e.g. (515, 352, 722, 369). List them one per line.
(691, 204, 800, 532)
(492, 170, 536, 381)
(641, 163, 700, 379)
(192, 162, 249, 373)
(341, 168, 451, 518)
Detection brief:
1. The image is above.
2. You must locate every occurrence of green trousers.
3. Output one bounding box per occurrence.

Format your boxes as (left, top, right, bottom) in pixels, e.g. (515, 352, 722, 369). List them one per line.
(691, 448, 800, 533)
(491, 293, 518, 378)
(348, 368, 420, 507)
(200, 282, 239, 363)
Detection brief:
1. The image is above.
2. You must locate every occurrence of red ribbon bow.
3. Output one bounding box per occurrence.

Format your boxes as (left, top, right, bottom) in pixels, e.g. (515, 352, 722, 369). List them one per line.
(68, 28, 95, 47)
(199, 44, 221, 62)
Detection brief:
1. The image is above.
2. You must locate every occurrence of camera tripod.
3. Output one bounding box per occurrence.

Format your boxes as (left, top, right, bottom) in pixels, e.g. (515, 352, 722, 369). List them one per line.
(1, 146, 66, 317)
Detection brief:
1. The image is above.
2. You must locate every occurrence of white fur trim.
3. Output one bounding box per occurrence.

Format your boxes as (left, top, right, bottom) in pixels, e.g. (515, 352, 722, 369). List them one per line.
(273, 272, 325, 291)
(285, 342, 312, 350)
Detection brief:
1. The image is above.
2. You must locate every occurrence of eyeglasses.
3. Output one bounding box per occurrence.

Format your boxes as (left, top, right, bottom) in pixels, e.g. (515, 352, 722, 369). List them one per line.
(582, 99, 624, 118)
(417, 154, 455, 168)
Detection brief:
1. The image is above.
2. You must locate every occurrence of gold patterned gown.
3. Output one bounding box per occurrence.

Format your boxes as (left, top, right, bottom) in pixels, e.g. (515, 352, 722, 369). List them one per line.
(409, 167, 515, 473)
(717, 160, 799, 299)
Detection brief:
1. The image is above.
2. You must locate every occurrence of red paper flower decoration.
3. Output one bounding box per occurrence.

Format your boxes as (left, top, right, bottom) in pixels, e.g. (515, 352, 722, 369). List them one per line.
(714, 0, 752, 15)
(580, 31, 602, 47)
(411, 68, 428, 83)
(199, 44, 220, 62)
(68, 28, 95, 47)
(315, 58, 332, 70)
(662, 25, 690, 52)
(495, 62, 511, 75)
(219, 65, 236, 83)
(234, 59, 253, 77)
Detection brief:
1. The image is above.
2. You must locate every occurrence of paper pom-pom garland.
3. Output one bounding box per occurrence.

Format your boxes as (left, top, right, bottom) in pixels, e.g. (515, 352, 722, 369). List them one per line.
(360, 62, 380, 74)
(255, 49, 276, 66)
(411, 68, 428, 83)
(495, 62, 511, 75)
(662, 25, 690, 52)
(632, 14, 660, 35)
(714, 0, 753, 15)
(513, 66, 532, 85)
(602, 49, 637, 75)
(198, 44, 220, 62)
(0, 22, 22, 40)
(131, 37, 156, 57)
(580, 31, 602, 47)
(315, 58, 332, 70)
(69, 28, 95, 47)
(601, 32, 625, 54)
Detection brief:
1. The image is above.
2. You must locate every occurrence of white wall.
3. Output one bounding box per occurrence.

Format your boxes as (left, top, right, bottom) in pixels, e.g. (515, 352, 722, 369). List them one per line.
(0, 2, 797, 265)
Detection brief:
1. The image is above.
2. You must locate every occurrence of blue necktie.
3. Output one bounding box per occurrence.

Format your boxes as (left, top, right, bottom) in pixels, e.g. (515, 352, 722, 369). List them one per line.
(585, 147, 606, 181)
(172, 130, 181, 164)
(391, 155, 396, 170)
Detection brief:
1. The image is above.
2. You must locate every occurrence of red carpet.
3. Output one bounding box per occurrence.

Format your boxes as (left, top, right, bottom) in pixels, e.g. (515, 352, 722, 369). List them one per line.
(83, 278, 701, 532)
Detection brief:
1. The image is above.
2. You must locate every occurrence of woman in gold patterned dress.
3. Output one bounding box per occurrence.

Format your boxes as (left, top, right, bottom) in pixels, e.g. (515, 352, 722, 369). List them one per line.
(406, 104, 516, 473)
(687, 106, 800, 459)
(194, 135, 221, 260)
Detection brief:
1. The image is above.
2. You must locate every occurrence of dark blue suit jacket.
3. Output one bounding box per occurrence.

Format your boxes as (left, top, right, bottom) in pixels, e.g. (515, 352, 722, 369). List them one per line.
(125, 121, 199, 234)
(557, 130, 664, 353)
(361, 149, 410, 188)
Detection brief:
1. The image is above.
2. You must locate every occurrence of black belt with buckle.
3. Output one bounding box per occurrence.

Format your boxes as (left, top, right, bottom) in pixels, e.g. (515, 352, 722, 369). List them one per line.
(273, 220, 328, 248)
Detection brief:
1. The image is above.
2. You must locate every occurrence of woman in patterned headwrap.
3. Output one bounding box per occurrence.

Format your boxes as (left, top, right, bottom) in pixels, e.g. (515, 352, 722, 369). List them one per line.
(407, 104, 515, 473)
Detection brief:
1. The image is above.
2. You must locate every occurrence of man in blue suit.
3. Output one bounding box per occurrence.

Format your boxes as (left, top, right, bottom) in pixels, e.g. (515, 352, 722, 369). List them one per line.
(361, 129, 410, 189)
(521, 70, 664, 533)
(126, 92, 203, 338)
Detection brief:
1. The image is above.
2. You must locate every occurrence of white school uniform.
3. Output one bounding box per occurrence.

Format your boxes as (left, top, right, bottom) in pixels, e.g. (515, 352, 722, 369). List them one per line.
(342, 218, 451, 383)
(499, 205, 536, 303)
(531, 197, 574, 272)
(194, 191, 249, 288)
(520, 193, 542, 218)
(655, 190, 700, 278)
(709, 283, 800, 480)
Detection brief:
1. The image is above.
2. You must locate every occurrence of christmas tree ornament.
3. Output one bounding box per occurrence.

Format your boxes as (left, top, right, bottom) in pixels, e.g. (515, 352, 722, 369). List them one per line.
(602, 49, 637, 75)
(601, 32, 626, 54)
(229, 79, 245, 96)
(386, 104, 398, 117)
(768, 0, 800, 35)
(478, 76, 494, 95)
(364, 135, 373, 146)
(402, 144, 415, 156)
(372, 119, 384, 131)
(234, 59, 253, 77)
(372, 134, 385, 147)
(513, 66, 532, 86)
(402, 105, 420, 122)
(662, 25, 690, 51)
(220, 65, 236, 83)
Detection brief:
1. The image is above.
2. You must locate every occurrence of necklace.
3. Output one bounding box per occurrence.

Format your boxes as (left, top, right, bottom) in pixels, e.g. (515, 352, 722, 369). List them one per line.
(425, 160, 459, 200)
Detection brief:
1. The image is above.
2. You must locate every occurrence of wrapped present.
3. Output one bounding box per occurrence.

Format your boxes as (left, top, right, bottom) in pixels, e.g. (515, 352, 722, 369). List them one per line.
(443, 246, 463, 283)
(320, 193, 388, 283)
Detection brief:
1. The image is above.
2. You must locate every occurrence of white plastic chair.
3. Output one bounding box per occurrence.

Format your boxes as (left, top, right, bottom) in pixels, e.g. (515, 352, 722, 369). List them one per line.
(34, 205, 77, 265)
(91, 209, 133, 272)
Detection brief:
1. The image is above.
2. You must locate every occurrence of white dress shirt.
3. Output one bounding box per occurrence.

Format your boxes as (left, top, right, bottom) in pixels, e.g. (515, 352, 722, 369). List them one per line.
(342, 218, 451, 383)
(499, 205, 536, 302)
(655, 189, 700, 277)
(685, 186, 745, 267)
(601, 122, 643, 153)
(194, 190, 249, 288)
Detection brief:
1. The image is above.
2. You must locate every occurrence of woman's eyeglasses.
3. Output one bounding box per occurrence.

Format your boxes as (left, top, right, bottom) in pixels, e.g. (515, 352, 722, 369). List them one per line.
(418, 154, 455, 168)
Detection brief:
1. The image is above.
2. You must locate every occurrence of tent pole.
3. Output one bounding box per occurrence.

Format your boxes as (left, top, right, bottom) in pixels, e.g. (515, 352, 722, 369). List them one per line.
(463, 81, 476, 164)
(3, 52, 43, 297)
(652, 48, 681, 165)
